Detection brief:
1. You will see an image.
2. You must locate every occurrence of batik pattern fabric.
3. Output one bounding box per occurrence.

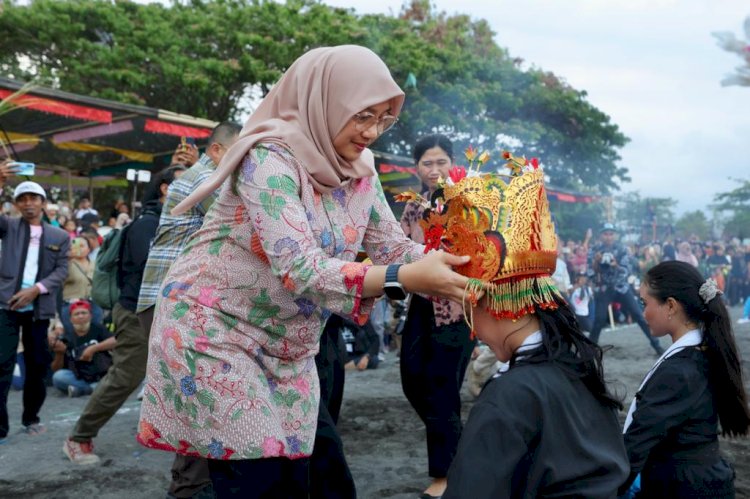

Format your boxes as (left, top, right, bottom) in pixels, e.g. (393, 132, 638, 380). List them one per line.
(138, 144, 423, 460)
(137, 154, 218, 313)
(400, 198, 463, 326)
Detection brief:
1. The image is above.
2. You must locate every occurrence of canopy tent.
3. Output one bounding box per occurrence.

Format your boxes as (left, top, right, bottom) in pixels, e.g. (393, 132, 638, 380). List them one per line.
(0, 77, 216, 203)
(1, 77, 601, 211)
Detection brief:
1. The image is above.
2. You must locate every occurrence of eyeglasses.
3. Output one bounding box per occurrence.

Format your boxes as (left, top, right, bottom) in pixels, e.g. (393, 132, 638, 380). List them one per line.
(352, 111, 398, 135)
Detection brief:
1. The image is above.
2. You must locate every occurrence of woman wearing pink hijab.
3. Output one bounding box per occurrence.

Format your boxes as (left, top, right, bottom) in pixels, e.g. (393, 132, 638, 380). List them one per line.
(137, 45, 471, 497)
(676, 241, 699, 268)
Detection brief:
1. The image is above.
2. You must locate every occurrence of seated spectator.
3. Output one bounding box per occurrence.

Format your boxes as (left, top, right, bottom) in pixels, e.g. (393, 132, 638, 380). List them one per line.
(341, 318, 381, 371)
(48, 301, 115, 397)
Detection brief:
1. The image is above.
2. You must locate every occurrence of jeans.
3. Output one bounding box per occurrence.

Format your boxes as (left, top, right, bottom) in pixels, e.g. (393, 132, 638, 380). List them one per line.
(52, 369, 96, 396)
(0, 309, 51, 437)
(589, 287, 662, 354)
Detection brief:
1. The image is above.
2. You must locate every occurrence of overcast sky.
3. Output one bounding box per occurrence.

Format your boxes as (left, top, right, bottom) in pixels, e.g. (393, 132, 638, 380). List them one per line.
(323, 0, 750, 214)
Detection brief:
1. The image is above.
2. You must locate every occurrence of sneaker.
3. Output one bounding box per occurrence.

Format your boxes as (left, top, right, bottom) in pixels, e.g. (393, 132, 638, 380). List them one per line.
(21, 423, 46, 436)
(68, 385, 82, 398)
(63, 438, 101, 465)
(737, 318, 750, 325)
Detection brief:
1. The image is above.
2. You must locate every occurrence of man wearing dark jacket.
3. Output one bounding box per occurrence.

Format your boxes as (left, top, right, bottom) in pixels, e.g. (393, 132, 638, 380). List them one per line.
(64, 165, 185, 464)
(0, 164, 69, 439)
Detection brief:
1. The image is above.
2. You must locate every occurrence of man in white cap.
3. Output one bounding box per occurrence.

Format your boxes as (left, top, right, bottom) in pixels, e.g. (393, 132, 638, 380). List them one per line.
(0, 160, 70, 440)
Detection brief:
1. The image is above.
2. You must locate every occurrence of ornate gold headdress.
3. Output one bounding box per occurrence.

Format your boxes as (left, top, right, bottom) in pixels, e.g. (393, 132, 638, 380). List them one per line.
(398, 146, 563, 326)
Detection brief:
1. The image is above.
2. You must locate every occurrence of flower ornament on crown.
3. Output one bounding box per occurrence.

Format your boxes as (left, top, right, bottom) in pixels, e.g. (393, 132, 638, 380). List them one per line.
(398, 145, 563, 327)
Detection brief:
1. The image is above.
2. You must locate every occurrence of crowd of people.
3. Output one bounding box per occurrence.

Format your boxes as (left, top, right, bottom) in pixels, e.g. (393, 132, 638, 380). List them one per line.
(0, 44, 749, 499)
(550, 225, 750, 333)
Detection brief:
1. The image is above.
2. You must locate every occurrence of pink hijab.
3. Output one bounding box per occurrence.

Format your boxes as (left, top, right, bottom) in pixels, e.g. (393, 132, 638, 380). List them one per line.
(172, 45, 405, 215)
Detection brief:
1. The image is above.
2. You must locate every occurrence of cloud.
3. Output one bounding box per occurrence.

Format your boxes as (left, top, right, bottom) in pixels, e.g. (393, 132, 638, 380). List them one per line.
(325, 0, 750, 214)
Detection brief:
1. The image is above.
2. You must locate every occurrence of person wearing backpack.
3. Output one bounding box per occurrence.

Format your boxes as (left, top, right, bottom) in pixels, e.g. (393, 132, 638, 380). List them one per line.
(63, 165, 185, 464)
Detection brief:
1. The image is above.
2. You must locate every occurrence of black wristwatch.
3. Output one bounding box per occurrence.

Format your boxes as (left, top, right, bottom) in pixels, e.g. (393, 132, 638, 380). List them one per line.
(383, 264, 407, 300)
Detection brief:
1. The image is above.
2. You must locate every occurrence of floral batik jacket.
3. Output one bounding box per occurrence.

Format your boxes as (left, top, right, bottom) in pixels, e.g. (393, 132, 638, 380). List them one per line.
(138, 144, 423, 460)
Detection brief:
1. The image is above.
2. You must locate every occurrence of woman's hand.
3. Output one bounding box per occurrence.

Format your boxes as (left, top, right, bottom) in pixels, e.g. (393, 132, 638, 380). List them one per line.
(399, 250, 472, 304)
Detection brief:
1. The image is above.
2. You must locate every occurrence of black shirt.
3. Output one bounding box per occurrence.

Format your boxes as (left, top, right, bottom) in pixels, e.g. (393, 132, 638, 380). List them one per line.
(63, 322, 113, 381)
(118, 200, 161, 312)
(445, 360, 629, 499)
(621, 348, 730, 495)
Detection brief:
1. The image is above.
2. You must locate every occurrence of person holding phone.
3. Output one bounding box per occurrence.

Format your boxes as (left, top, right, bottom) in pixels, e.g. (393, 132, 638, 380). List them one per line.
(173, 137, 200, 167)
(0, 159, 70, 440)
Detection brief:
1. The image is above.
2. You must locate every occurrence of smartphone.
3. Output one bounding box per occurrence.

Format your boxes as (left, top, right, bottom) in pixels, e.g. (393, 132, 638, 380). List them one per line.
(178, 137, 195, 153)
(10, 162, 35, 176)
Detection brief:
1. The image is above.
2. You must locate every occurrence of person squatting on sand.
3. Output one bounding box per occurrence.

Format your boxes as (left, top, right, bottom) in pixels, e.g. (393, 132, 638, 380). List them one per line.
(136, 45, 473, 498)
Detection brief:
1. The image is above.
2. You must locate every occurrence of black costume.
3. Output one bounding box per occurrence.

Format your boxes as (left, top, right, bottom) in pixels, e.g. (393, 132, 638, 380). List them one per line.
(401, 294, 475, 478)
(621, 347, 735, 498)
(444, 354, 629, 499)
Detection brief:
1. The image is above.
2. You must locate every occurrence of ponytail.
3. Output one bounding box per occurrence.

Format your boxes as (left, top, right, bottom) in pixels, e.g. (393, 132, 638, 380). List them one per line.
(702, 294, 750, 437)
(645, 261, 750, 437)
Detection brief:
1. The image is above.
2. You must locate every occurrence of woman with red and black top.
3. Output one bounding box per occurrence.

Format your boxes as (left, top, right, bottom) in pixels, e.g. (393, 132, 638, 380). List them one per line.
(400, 134, 476, 499)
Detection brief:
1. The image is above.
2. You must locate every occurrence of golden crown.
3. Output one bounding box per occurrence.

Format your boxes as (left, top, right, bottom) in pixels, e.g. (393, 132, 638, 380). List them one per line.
(398, 147, 562, 320)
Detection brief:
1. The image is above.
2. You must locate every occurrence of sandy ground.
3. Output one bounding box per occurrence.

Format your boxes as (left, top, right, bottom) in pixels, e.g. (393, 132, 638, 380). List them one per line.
(1, 307, 748, 499)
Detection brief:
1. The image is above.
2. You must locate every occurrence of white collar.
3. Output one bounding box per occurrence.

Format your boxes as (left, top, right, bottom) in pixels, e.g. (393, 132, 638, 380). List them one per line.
(653, 329, 703, 367)
(623, 328, 702, 433)
(494, 331, 543, 377)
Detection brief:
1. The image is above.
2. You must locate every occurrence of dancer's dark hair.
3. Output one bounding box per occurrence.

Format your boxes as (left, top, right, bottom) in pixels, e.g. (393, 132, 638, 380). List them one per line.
(644, 260, 750, 437)
(413, 134, 453, 163)
(512, 292, 623, 411)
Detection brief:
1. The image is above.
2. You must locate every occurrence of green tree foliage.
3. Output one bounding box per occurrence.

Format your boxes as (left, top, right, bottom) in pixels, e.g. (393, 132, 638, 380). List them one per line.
(548, 200, 602, 243)
(714, 178, 750, 238)
(365, 0, 630, 193)
(616, 192, 677, 239)
(674, 210, 712, 240)
(0, 0, 629, 192)
(0, 0, 364, 120)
